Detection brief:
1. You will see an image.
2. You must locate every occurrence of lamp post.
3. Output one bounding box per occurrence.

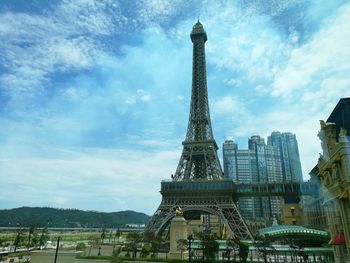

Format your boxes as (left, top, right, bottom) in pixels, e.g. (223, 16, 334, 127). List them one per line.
(188, 235, 193, 263)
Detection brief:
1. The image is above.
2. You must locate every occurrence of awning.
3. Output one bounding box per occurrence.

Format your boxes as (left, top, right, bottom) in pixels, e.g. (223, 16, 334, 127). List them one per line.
(329, 232, 346, 245)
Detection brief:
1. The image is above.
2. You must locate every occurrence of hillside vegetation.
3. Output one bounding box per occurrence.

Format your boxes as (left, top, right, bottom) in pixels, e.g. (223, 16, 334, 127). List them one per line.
(0, 207, 150, 228)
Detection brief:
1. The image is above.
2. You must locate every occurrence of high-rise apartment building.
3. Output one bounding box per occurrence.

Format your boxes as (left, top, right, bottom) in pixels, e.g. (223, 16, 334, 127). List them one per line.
(223, 135, 283, 220)
(223, 132, 303, 222)
(267, 132, 303, 182)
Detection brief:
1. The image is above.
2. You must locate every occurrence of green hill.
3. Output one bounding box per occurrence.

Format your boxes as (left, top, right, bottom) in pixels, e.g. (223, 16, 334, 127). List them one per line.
(0, 207, 150, 228)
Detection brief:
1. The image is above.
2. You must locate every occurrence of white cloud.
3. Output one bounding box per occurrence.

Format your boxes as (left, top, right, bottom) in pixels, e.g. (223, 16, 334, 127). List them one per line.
(212, 96, 239, 114)
(1, 0, 348, 212)
(272, 3, 350, 98)
(56, 0, 122, 35)
(0, 147, 180, 213)
(124, 89, 152, 104)
(0, 0, 122, 101)
(62, 87, 88, 100)
(136, 0, 181, 24)
(51, 38, 94, 70)
(224, 79, 242, 87)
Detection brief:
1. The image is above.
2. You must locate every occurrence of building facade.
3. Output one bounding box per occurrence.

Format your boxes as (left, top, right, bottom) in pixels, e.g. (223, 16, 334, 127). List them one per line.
(267, 132, 303, 182)
(223, 135, 276, 221)
(223, 132, 303, 224)
(313, 98, 350, 263)
(301, 166, 328, 230)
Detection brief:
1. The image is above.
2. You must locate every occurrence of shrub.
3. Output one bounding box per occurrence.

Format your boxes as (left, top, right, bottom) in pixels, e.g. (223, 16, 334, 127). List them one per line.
(76, 242, 87, 251)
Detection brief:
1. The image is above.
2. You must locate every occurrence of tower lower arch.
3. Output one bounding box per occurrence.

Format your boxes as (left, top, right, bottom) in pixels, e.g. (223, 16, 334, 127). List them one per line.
(145, 181, 253, 241)
(155, 206, 223, 236)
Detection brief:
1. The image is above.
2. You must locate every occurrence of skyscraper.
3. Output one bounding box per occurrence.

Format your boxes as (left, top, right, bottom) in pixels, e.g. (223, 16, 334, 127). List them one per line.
(223, 135, 283, 220)
(267, 132, 303, 182)
(223, 131, 302, 221)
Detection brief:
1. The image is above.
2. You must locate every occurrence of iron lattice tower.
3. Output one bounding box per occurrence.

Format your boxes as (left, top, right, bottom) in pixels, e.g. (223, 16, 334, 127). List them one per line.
(173, 21, 223, 181)
(146, 21, 253, 240)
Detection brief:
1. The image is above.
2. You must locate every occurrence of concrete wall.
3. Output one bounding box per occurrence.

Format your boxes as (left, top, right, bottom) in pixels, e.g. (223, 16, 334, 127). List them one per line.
(30, 250, 83, 263)
(30, 249, 163, 263)
(86, 245, 115, 257)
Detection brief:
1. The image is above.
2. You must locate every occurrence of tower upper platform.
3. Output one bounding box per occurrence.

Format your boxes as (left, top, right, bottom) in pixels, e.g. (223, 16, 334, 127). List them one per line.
(190, 21, 207, 42)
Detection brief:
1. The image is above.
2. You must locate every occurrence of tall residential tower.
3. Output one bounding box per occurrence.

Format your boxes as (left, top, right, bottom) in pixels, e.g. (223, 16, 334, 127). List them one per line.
(223, 132, 303, 221)
(267, 132, 303, 182)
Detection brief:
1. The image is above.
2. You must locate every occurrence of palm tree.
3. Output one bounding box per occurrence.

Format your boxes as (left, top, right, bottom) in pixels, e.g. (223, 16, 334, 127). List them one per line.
(13, 229, 24, 253)
(27, 225, 36, 251)
(114, 229, 121, 243)
(38, 227, 49, 249)
(100, 227, 107, 244)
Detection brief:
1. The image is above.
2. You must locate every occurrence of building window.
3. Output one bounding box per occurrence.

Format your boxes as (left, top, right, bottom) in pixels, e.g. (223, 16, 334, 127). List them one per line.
(290, 207, 295, 216)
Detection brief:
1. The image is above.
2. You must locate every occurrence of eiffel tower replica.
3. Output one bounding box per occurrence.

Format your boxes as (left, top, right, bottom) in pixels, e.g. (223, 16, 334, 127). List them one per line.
(146, 21, 253, 240)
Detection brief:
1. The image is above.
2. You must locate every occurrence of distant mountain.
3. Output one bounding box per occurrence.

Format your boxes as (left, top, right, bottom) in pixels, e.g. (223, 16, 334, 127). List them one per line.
(0, 207, 150, 228)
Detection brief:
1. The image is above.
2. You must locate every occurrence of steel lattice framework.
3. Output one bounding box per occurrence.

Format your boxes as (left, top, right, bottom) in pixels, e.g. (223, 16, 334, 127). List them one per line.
(174, 21, 223, 181)
(146, 21, 253, 241)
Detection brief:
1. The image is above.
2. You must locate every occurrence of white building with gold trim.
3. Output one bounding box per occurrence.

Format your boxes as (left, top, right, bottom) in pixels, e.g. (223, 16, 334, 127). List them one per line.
(315, 98, 350, 263)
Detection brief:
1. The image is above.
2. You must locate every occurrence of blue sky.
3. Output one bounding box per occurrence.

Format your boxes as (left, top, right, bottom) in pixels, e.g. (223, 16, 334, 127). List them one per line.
(0, 0, 349, 214)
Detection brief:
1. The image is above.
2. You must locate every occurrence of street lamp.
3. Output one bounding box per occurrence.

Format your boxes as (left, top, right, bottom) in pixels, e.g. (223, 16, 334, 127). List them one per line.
(188, 235, 193, 263)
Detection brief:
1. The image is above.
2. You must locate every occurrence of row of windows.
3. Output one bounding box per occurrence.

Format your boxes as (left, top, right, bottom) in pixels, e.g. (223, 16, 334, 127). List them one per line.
(161, 181, 233, 191)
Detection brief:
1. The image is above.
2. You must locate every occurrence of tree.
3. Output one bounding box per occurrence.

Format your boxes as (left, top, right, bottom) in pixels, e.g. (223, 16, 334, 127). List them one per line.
(114, 229, 121, 243)
(143, 231, 162, 258)
(150, 236, 162, 258)
(38, 227, 49, 249)
(196, 232, 219, 262)
(13, 229, 24, 252)
(108, 231, 113, 243)
(76, 242, 86, 251)
(27, 225, 36, 250)
(31, 231, 40, 248)
(177, 239, 188, 259)
(100, 227, 107, 244)
(238, 241, 249, 262)
(126, 232, 142, 258)
(140, 243, 151, 258)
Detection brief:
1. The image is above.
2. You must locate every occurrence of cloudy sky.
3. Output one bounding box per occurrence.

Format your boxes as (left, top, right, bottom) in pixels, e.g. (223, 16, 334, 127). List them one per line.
(0, 0, 349, 214)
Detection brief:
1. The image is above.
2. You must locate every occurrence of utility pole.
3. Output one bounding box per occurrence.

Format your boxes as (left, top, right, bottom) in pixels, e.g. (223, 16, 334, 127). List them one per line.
(54, 236, 60, 263)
